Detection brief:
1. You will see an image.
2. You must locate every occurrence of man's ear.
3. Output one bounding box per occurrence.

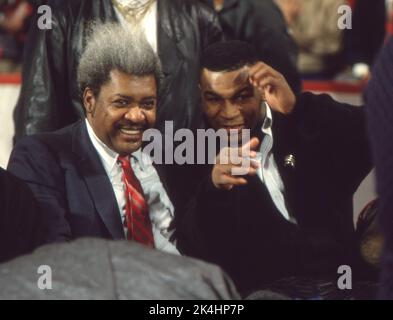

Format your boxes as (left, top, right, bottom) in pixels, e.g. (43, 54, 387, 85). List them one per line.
(83, 88, 96, 116)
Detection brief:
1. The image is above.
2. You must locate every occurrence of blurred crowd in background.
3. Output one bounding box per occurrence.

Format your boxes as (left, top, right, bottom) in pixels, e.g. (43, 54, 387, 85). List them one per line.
(0, 0, 34, 73)
(0, 0, 390, 81)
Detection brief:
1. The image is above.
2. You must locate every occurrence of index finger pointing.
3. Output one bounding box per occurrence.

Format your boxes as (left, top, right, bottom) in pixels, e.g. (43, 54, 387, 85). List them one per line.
(240, 137, 260, 156)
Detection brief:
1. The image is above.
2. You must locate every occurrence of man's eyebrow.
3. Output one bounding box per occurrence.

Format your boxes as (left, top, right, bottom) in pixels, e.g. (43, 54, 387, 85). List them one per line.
(111, 94, 132, 99)
(203, 86, 252, 99)
(203, 90, 222, 97)
(111, 94, 157, 100)
(233, 86, 253, 97)
(141, 96, 157, 100)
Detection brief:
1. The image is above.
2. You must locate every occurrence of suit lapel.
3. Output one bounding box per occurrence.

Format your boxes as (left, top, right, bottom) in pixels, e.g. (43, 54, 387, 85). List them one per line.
(272, 112, 298, 218)
(157, 0, 185, 102)
(72, 121, 125, 240)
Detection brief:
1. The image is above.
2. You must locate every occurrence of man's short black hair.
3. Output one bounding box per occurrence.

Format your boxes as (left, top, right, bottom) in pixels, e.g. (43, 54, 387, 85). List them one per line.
(201, 40, 258, 72)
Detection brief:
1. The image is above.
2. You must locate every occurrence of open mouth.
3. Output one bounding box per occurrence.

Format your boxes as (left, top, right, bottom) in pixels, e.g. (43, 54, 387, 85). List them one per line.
(118, 127, 144, 139)
(119, 128, 143, 135)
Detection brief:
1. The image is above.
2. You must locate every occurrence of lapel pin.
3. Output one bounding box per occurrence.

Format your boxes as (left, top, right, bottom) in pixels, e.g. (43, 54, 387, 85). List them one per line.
(284, 154, 296, 169)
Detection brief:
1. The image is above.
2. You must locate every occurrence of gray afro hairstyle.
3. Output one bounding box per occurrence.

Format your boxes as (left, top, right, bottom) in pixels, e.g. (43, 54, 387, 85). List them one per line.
(77, 22, 163, 97)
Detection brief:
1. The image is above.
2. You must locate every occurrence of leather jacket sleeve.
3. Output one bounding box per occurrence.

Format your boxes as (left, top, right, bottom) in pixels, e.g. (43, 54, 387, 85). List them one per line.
(14, 9, 78, 141)
(197, 0, 226, 47)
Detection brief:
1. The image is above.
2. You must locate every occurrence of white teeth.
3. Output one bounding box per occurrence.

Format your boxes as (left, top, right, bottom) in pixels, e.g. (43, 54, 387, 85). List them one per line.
(120, 128, 141, 135)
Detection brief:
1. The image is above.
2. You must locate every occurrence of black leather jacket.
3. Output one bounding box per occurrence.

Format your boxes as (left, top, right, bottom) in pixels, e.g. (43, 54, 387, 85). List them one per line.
(14, 0, 224, 140)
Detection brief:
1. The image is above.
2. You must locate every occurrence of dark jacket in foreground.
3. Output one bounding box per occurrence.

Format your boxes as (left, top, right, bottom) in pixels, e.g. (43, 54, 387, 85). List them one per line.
(365, 38, 393, 299)
(14, 0, 224, 140)
(178, 92, 372, 294)
(0, 168, 45, 263)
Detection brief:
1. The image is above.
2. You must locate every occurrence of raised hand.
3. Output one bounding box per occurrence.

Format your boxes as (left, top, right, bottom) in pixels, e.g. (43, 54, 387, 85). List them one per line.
(212, 137, 260, 191)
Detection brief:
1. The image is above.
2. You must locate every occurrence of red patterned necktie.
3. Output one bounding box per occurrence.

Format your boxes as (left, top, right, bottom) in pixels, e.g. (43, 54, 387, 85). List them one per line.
(117, 155, 155, 248)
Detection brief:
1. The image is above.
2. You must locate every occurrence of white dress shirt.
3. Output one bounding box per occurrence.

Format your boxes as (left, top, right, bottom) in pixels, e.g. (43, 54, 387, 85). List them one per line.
(255, 104, 296, 224)
(113, 1, 158, 53)
(86, 120, 179, 254)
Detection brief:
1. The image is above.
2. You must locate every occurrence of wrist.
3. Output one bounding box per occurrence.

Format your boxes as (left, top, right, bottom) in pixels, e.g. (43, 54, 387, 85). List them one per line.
(283, 93, 296, 115)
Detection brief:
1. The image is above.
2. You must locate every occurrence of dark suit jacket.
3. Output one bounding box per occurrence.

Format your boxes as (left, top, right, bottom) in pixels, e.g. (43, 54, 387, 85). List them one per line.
(8, 120, 171, 243)
(177, 92, 372, 294)
(14, 0, 224, 141)
(0, 168, 45, 263)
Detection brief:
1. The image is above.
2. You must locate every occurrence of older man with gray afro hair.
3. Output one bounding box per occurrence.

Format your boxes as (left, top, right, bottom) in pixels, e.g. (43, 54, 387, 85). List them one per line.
(8, 21, 179, 254)
(77, 22, 163, 98)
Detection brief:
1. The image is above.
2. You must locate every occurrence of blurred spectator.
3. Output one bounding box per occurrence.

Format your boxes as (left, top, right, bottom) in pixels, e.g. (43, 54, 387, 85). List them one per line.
(365, 38, 393, 299)
(343, 0, 386, 80)
(201, 0, 301, 93)
(277, 0, 346, 79)
(0, 0, 32, 72)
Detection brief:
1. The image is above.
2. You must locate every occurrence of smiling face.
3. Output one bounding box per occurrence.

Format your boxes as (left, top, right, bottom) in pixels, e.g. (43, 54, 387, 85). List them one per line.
(200, 66, 264, 137)
(83, 70, 157, 155)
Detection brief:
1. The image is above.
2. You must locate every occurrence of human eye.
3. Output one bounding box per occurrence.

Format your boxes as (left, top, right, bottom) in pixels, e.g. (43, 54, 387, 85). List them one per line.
(140, 99, 156, 110)
(113, 98, 129, 107)
(234, 93, 252, 103)
(206, 95, 221, 103)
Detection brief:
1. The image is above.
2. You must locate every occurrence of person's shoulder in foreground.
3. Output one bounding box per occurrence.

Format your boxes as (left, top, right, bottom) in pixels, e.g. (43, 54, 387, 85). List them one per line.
(0, 167, 46, 263)
(365, 37, 393, 299)
(0, 238, 240, 300)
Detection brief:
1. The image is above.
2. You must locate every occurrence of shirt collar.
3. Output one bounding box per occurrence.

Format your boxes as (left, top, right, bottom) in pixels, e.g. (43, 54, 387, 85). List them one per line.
(130, 148, 152, 171)
(85, 119, 150, 174)
(85, 119, 118, 175)
(261, 102, 273, 137)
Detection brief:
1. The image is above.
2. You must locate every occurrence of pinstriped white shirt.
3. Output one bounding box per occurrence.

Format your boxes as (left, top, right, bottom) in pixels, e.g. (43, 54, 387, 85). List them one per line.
(85, 120, 179, 254)
(255, 104, 296, 224)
